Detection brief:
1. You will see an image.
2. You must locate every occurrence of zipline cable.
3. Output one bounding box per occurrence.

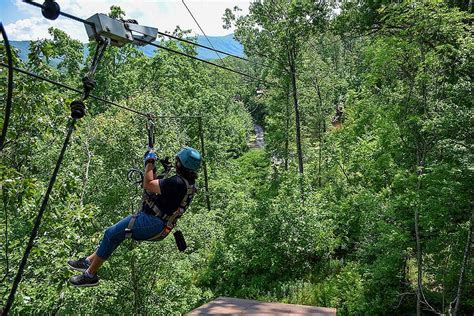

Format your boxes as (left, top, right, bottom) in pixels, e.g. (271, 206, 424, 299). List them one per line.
(156, 30, 271, 72)
(0, 63, 214, 120)
(22, 0, 270, 86)
(23, 0, 248, 63)
(0, 62, 150, 118)
(181, 0, 228, 66)
(157, 31, 248, 62)
(0, 23, 14, 151)
(0, 22, 14, 288)
(135, 38, 268, 83)
(2, 119, 76, 316)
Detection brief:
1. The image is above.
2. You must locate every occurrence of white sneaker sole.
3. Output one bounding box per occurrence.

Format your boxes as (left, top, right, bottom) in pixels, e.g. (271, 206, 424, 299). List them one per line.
(70, 280, 100, 287)
(67, 262, 88, 272)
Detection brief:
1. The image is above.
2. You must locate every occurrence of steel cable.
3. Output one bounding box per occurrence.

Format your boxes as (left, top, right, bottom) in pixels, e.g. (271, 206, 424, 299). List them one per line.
(22, 0, 270, 86)
(0, 23, 14, 151)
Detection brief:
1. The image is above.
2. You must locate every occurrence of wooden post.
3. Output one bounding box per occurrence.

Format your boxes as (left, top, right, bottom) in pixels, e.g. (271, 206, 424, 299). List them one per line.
(198, 116, 211, 211)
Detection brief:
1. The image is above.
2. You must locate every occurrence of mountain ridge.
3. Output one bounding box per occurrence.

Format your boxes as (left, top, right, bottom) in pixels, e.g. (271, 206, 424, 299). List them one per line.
(9, 33, 244, 61)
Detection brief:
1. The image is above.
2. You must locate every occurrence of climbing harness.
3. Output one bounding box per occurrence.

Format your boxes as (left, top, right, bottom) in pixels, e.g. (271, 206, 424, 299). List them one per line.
(125, 116, 195, 247)
(126, 174, 195, 242)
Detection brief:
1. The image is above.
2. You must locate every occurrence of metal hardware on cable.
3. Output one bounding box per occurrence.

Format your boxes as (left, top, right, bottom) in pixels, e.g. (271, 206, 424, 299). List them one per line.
(69, 38, 109, 119)
(84, 13, 157, 47)
(40, 0, 60, 20)
(146, 114, 155, 149)
(22, 0, 270, 85)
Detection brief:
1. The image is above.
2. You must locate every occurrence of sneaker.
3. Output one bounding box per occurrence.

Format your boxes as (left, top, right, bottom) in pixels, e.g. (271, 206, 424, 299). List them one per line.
(67, 257, 90, 272)
(69, 272, 100, 287)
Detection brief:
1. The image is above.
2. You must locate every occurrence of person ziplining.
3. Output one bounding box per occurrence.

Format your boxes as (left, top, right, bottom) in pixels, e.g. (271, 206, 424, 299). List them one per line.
(68, 146, 202, 287)
(2, 1, 252, 312)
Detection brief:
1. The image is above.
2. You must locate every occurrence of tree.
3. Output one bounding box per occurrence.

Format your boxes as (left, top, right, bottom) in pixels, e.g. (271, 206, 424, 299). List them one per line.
(224, 0, 330, 199)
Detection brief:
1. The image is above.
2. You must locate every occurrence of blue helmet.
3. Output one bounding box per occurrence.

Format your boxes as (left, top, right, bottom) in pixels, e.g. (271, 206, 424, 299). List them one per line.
(176, 146, 202, 171)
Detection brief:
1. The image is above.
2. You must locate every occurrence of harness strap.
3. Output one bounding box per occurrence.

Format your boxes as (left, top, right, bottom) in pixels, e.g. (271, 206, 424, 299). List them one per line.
(125, 211, 139, 238)
(126, 174, 195, 241)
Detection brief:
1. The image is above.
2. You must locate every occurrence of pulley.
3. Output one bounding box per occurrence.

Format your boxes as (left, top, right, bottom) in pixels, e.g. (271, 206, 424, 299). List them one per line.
(70, 100, 86, 119)
(41, 0, 60, 20)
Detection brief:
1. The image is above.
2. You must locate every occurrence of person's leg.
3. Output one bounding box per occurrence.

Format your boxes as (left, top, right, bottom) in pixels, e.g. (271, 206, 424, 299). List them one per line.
(69, 215, 133, 286)
(86, 252, 96, 263)
(87, 253, 105, 275)
(93, 215, 134, 264)
(69, 212, 165, 287)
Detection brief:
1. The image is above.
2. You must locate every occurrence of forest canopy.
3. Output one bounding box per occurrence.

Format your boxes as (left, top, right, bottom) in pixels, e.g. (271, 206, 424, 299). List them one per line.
(1, 0, 472, 315)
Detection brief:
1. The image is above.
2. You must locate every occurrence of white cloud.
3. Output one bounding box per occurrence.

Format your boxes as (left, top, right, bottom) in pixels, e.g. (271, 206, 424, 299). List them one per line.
(9, 0, 250, 41)
(5, 16, 91, 41)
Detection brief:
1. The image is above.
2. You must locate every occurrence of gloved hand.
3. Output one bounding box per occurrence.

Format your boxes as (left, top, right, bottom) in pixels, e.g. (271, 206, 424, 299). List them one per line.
(144, 148, 158, 165)
(160, 156, 172, 171)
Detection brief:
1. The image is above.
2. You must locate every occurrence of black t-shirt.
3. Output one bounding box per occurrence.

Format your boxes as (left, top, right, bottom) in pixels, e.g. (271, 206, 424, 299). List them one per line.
(148, 175, 193, 215)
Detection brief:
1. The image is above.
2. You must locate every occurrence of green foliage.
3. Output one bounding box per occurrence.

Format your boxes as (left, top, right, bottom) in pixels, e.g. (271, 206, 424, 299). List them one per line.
(1, 1, 473, 315)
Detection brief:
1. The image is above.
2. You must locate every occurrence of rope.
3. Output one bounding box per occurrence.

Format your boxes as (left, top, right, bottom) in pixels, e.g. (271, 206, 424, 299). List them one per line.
(2, 119, 76, 316)
(0, 23, 14, 151)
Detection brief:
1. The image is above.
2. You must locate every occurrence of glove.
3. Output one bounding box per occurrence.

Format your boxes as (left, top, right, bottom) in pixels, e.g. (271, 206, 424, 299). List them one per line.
(160, 156, 172, 171)
(144, 148, 158, 165)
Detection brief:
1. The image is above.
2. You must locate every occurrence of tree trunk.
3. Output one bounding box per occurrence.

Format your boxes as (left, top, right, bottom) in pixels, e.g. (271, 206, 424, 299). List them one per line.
(415, 146, 425, 316)
(198, 116, 211, 212)
(415, 195, 422, 316)
(287, 47, 304, 202)
(284, 85, 290, 171)
(80, 138, 92, 207)
(130, 245, 140, 315)
(451, 210, 473, 315)
(288, 50, 304, 176)
(314, 76, 324, 187)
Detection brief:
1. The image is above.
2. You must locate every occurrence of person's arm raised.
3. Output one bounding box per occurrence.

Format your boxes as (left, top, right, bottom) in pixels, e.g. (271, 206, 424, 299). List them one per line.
(143, 150, 161, 194)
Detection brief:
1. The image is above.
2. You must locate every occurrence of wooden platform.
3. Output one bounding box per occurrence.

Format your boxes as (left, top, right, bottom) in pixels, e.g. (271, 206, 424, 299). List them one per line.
(186, 297, 336, 315)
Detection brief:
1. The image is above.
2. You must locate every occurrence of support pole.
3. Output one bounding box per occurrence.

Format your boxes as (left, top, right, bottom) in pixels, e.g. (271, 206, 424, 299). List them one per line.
(198, 116, 210, 211)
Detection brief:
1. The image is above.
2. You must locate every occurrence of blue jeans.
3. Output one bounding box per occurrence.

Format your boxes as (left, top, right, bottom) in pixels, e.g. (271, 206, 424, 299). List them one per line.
(96, 211, 165, 260)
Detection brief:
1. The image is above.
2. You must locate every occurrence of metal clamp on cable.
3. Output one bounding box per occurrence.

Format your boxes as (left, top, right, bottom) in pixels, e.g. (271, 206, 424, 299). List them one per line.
(146, 113, 156, 149)
(84, 14, 157, 47)
(69, 38, 109, 119)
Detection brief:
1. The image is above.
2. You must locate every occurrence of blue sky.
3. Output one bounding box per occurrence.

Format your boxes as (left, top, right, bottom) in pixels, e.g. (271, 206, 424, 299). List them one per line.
(0, 0, 250, 41)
